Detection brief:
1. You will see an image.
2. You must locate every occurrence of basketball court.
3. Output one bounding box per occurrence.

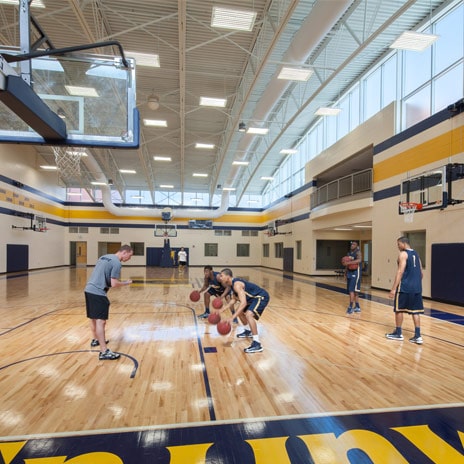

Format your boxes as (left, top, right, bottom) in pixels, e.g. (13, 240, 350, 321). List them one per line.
(0, 266, 463, 463)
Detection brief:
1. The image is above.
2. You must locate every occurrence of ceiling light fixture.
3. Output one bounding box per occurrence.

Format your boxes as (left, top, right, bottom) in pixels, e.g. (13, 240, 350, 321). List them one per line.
(119, 169, 136, 174)
(211, 6, 257, 31)
(160, 184, 174, 189)
(280, 149, 298, 155)
(222, 187, 236, 191)
(238, 122, 246, 132)
(147, 93, 160, 110)
(390, 31, 438, 51)
(127, 51, 160, 67)
(40, 165, 58, 170)
(247, 127, 269, 135)
(199, 96, 227, 107)
(195, 143, 215, 149)
(315, 107, 341, 116)
(277, 67, 313, 81)
(143, 119, 167, 127)
(153, 156, 171, 161)
(261, 176, 274, 180)
(193, 173, 208, 177)
(91, 181, 107, 186)
(233, 161, 249, 166)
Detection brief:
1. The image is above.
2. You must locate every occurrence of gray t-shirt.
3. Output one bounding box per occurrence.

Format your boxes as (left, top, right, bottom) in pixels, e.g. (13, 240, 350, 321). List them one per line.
(84, 254, 122, 296)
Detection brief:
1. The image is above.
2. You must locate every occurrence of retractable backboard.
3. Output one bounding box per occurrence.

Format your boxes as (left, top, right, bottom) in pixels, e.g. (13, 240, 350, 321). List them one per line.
(0, 49, 138, 148)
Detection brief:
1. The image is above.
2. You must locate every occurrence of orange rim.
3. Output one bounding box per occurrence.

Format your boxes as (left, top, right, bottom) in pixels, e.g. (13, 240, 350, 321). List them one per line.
(399, 202, 423, 211)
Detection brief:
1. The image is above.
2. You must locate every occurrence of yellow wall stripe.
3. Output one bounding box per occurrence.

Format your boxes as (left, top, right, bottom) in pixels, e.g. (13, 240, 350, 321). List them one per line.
(374, 125, 464, 183)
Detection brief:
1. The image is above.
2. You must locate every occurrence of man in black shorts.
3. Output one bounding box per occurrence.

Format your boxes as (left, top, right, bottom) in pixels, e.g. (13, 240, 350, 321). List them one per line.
(386, 236, 424, 344)
(84, 244, 133, 360)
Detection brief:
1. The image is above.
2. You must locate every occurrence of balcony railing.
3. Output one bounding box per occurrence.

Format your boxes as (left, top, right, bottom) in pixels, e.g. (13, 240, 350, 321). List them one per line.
(310, 168, 372, 209)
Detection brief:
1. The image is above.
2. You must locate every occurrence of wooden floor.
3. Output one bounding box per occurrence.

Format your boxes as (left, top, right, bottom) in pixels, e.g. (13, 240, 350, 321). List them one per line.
(0, 266, 463, 462)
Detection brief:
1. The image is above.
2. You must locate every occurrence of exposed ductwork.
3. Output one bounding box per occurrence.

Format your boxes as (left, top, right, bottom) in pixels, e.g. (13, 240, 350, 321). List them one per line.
(224, 0, 352, 189)
(82, 153, 230, 219)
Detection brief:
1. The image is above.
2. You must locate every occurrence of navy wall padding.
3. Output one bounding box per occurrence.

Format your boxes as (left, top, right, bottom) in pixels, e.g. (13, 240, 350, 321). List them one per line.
(7, 244, 29, 272)
(431, 243, 464, 305)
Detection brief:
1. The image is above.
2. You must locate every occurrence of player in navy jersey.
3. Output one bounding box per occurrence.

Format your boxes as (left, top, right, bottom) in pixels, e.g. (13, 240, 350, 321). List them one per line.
(386, 236, 424, 344)
(219, 268, 270, 353)
(197, 266, 231, 318)
(344, 241, 362, 314)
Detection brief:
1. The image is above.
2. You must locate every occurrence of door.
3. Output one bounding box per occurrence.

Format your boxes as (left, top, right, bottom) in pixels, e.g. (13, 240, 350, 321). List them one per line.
(283, 247, 294, 272)
(76, 241, 87, 267)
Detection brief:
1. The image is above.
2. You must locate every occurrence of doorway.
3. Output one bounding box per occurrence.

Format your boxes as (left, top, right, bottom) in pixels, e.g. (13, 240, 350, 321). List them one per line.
(70, 241, 87, 267)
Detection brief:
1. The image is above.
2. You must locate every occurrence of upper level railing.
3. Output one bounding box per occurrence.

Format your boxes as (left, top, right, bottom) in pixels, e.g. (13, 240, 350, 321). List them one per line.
(310, 168, 372, 209)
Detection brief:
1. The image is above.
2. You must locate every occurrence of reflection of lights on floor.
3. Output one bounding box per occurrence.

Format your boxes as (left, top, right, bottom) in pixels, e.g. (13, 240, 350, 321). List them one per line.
(117, 364, 136, 375)
(64, 383, 87, 399)
(243, 421, 266, 434)
(108, 405, 125, 418)
(123, 325, 197, 342)
(38, 364, 59, 378)
(0, 410, 23, 427)
(275, 392, 295, 403)
(151, 381, 172, 391)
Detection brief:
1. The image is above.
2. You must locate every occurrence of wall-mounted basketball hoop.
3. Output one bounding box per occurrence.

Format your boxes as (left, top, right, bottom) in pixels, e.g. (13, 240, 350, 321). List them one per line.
(399, 202, 422, 223)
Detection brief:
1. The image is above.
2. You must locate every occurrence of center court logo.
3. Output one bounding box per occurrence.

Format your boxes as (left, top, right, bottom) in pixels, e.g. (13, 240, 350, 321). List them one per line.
(1, 406, 463, 463)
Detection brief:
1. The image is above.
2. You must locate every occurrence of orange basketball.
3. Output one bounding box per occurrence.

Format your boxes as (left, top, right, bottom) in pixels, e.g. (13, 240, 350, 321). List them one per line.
(212, 297, 223, 309)
(189, 290, 201, 302)
(217, 320, 231, 335)
(207, 312, 221, 325)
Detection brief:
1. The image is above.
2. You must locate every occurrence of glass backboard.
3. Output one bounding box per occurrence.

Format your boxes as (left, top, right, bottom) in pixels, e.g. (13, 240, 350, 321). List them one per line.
(0, 49, 138, 148)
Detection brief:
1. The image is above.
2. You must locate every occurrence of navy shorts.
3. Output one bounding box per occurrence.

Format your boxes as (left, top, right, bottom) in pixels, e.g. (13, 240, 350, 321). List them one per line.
(346, 269, 361, 293)
(85, 292, 110, 320)
(207, 287, 221, 296)
(245, 294, 269, 320)
(394, 292, 424, 313)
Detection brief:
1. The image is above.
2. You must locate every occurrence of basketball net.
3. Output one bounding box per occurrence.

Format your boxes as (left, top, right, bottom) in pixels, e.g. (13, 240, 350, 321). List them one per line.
(400, 202, 418, 223)
(53, 146, 83, 183)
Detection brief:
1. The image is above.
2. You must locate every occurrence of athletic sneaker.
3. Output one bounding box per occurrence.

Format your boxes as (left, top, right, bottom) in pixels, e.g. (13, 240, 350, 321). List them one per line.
(385, 332, 404, 341)
(409, 335, 423, 345)
(346, 306, 354, 314)
(354, 307, 361, 313)
(90, 339, 109, 347)
(198, 312, 210, 319)
(99, 349, 120, 360)
(236, 329, 253, 338)
(244, 341, 263, 353)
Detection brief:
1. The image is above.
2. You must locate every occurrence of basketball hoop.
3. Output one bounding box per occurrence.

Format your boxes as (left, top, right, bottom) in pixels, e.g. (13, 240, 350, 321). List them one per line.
(399, 202, 422, 223)
(53, 146, 83, 182)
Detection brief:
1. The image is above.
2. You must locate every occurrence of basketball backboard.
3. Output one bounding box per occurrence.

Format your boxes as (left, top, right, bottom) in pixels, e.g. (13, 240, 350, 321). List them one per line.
(0, 49, 138, 148)
(400, 166, 446, 213)
(154, 224, 177, 237)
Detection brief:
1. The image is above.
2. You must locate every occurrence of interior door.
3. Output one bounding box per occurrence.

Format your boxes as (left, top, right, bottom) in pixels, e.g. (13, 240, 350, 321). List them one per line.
(76, 241, 87, 266)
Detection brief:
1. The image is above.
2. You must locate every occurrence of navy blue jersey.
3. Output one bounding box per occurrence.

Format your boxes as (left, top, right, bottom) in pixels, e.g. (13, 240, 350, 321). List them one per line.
(232, 277, 269, 303)
(208, 271, 224, 294)
(399, 249, 422, 293)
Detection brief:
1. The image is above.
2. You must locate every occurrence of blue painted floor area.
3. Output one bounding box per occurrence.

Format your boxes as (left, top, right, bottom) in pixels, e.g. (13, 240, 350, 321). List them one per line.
(1, 405, 463, 463)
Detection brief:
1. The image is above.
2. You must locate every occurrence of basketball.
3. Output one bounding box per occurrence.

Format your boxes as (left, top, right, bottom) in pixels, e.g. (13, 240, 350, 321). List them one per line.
(207, 312, 221, 325)
(212, 297, 223, 309)
(217, 320, 231, 335)
(341, 256, 352, 266)
(189, 290, 201, 302)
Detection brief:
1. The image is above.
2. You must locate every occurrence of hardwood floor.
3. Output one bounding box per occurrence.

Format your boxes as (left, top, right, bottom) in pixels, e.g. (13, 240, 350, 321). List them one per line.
(0, 266, 463, 462)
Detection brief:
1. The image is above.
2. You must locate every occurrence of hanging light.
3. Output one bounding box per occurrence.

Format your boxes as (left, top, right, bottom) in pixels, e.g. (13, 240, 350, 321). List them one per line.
(147, 93, 160, 110)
